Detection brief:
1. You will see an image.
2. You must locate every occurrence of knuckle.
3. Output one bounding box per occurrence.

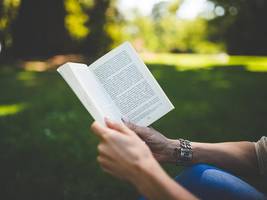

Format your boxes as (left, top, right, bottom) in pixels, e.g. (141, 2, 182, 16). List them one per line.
(97, 144, 108, 155)
(102, 133, 111, 140)
(97, 144, 103, 152)
(144, 126, 151, 131)
(148, 126, 154, 131)
(90, 121, 97, 129)
(97, 156, 106, 165)
(126, 121, 136, 130)
(97, 156, 102, 163)
(126, 127, 135, 134)
(131, 123, 138, 131)
(103, 131, 116, 141)
(117, 122, 124, 128)
(102, 167, 110, 174)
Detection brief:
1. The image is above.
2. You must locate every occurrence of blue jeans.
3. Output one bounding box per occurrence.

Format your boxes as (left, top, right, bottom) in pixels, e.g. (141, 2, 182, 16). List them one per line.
(139, 164, 266, 200)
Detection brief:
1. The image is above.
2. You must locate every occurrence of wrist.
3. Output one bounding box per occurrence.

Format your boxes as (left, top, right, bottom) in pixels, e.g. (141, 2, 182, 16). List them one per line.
(129, 155, 198, 200)
(166, 139, 180, 163)
(168, 139, 194, 165)
(129, 157, 165, 189)
(191, 142, 213, 164)
(130, 157, 173, 198)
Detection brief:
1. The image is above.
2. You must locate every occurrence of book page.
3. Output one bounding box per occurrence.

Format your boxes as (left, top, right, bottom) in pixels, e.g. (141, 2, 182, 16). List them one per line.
(71, 65, 122, 124)
(57, 63, 121, 125)
(89, 42, 174, 126)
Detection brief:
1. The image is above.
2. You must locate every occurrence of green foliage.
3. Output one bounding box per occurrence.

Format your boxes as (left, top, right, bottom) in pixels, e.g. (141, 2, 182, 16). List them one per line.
(104, 0, 126, 48)
(0, 0, 117, 58)
(1, 0, 266, 58)
(82, 0, 114, 56)
(123, 15, 223, 53)
(64, 0, 91, 40)
(120, 1, 223, 53)
(0, 103, 26, 116)
(0, 0, 20, 30)
(0, 0, 20, 57)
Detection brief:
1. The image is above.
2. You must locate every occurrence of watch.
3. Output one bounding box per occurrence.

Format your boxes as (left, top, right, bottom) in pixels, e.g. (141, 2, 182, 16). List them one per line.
(175, 138, 193, 165)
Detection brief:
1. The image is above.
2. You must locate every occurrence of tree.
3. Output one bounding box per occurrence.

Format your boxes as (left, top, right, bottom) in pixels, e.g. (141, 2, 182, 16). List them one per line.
(208, 0, 267, 55)
(11, 0, 69, 59)
(0, 0, 20, 60)
(83, 0, 112, 57)
(0, 1, 4, 58)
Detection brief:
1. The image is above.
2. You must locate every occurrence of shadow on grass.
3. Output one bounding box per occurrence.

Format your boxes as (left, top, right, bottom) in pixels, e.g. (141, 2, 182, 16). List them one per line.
(0, 64, 267, 199)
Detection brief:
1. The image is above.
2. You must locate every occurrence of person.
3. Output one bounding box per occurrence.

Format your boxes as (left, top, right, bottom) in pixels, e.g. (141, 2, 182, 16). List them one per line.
(90, 118, 267, 200)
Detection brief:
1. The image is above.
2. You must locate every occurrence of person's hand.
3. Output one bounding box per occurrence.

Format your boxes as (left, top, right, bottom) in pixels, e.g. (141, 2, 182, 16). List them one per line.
(90, 118, 161, 184)
(91, 119, 198, 200)
(123, 120, 179, 163)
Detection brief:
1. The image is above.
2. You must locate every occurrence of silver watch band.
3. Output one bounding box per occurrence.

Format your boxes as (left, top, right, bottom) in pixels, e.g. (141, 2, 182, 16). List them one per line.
(175, 138, 193, 165)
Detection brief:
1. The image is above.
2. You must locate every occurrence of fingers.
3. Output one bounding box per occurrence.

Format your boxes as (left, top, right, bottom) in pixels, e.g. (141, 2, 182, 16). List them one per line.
(105, 118, 133, 135)
(97, 143, 115, 160)
(91, 121, 113, 139)
(97, 156, 117, 175)
(97, 155, 124, 180)
(122, 119, 138, 131)
(123, 120, 152, 139)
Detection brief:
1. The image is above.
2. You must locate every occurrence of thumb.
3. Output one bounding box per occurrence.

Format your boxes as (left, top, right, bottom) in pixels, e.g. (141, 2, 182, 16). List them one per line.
(91, 121, 111, 139)
(122, 119, 151, 139)
(105, 117, 131, 135)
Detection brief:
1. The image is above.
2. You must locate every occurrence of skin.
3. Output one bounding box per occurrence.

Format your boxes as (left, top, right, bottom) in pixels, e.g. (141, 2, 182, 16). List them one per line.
(91, 119, 198, 200)
(124, 121, 259, 177)
(91, 119, 259, 199)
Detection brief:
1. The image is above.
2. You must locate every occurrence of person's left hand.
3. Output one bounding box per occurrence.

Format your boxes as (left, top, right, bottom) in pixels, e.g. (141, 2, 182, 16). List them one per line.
(90, 118, 159, 184)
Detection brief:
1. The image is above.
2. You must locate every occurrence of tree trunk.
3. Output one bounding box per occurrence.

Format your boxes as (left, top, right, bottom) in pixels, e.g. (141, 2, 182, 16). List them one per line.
(83, 0, 111, 57)
(11, 0, 69, 59)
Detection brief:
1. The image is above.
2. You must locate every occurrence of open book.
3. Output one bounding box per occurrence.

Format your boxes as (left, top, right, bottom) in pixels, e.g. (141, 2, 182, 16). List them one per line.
(57, 42, 174, 126)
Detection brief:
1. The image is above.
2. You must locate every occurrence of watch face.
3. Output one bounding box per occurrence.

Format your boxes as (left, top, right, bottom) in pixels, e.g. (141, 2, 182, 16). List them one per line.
(178, 139, 193, 163)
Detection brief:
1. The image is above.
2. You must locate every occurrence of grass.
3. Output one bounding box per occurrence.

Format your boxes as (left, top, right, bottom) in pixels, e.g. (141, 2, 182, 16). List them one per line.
(141, 53, 267, 72)
(1, 53, 267, 199)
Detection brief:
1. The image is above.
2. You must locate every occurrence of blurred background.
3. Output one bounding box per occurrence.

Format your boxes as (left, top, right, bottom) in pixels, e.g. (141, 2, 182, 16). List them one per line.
(0, 0, 267, 199)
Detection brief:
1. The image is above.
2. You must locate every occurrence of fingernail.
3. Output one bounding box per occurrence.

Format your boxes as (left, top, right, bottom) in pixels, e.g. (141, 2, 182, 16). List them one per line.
(104, 117, 110, 123)
(121, 117, 129, 124)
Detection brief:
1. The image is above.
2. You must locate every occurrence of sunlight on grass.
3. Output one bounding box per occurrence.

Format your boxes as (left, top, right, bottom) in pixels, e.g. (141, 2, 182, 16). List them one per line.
(142, 53, 229, 69)
(22, 61, 48, 72)
(16, 71, 36, 81)
(0, 103, 27, 117)
(142, 53, 267, 72)
(16, 71, 38, 87)
(229, 56, 267, 72)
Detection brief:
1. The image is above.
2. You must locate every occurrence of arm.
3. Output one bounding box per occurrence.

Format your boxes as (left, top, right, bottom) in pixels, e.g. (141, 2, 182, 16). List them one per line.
(91, 119, 198, 200)
(124, 121, 259, 176)
(132, 159, 197, 200)
(191, 141, 258, 175)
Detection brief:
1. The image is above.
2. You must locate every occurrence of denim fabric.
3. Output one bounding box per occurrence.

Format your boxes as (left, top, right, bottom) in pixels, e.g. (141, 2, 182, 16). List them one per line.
(175, 164, 266, 200)
(139, 164, 266, 200)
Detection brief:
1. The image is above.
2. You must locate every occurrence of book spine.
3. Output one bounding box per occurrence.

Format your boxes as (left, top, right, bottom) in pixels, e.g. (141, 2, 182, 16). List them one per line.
(58, 63, 106, 125)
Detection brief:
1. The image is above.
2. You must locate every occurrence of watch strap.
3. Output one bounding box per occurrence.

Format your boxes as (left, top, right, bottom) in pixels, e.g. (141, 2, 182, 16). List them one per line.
(175, 138, 193, 165)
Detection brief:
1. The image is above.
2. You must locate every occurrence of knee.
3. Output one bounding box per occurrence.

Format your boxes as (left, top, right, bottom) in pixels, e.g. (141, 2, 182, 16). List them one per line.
(185, 164, 216, 176)
(175, 164, 216, 182)
(175, 164, 266, 200)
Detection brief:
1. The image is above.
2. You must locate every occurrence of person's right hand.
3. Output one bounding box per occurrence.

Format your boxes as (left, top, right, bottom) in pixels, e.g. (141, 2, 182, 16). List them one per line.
(123, 120, 179, 163)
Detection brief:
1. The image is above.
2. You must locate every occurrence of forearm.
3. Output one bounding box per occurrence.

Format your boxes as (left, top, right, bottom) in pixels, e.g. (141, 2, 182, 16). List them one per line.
(191, 141, 258, 175)
(131, 159, 198, 200)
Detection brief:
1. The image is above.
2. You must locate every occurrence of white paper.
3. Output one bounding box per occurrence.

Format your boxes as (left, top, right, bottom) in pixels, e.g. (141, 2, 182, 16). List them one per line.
(57, 42, 174, 126)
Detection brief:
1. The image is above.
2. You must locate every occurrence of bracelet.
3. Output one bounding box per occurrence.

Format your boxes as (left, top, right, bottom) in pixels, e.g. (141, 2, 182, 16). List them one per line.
(175, 138, 193, 166)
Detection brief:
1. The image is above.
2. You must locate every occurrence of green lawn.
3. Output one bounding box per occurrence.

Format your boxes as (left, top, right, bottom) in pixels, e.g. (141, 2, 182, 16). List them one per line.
(1, 54, 267, 199)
